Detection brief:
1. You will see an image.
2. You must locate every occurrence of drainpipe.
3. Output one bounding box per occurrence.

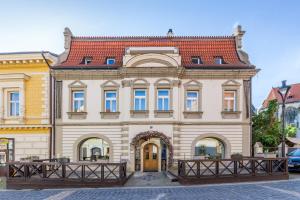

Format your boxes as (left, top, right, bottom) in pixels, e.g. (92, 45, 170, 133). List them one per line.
(250, 77, 253, 157)
(41, 52, 54, 159)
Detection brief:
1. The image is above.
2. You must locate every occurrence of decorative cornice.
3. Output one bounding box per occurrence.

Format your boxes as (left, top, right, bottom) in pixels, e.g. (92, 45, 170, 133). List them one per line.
(55, 120, 250, 126)
(51, 67, 258, 80)
(0, 124, 51, 130)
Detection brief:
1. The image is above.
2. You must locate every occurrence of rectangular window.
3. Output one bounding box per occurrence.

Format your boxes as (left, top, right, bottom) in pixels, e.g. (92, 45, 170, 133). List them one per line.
(186, 91, 198, 111)
(105, 91, 117, 112)
(157, 89, 170, 111)
(134, 89, 146, 111)
(191, 57, 202, 64)
(224, 90, 237, 111)
(72, 91, 85, 112)
(106, 58, 115, 65)
(215, 57, 224, 64)
(8, 92, 19, 117)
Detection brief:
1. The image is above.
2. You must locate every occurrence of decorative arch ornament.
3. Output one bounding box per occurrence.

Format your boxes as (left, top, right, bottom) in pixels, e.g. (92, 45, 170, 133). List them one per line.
(131, 130, 173, 168)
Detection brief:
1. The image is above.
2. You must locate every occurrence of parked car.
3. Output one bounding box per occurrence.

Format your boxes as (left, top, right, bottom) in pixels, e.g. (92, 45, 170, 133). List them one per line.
(288, 149, 300, 171)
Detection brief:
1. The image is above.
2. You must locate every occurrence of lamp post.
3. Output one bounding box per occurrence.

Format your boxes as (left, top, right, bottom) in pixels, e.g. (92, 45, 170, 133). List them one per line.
(277, 80, 291, 157)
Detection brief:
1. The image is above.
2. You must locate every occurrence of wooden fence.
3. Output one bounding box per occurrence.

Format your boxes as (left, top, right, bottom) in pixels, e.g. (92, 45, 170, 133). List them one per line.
(177, 157, 289, 184)
(5, 161, 128, 189)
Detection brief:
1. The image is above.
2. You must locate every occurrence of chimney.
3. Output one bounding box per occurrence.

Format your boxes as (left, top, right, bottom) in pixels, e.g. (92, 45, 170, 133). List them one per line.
(233, 25, 245, 50)
(167, 29, 174, 37)
(64, 27, 73, 50)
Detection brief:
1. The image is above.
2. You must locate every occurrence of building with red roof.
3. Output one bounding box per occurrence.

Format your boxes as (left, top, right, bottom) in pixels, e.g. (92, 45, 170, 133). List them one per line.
(51, 26, 258, 172)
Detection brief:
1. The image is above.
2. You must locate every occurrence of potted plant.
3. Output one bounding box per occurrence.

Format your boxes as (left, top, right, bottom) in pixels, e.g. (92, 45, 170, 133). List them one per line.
(231, 153, 243, 160)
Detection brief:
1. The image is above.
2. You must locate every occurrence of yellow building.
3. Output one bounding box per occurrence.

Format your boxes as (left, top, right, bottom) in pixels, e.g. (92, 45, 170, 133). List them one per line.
(0, 52, 57, 162)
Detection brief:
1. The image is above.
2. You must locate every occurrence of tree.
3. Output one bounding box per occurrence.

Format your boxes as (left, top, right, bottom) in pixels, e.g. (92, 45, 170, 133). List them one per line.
(286, 124, 297, 138)
(252, 100, 281, 149)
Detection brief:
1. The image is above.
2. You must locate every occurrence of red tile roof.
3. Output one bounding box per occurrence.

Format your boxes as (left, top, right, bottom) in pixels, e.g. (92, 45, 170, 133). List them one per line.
(262, 83, 300, 108)
(58, 36, 250, 68)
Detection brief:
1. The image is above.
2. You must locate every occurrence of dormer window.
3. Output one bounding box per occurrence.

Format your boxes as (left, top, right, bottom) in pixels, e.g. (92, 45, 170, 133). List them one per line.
(191, 57, 202, 64)
(106, 58, 115, 65)
(83, 57, 92, 65)
(214, 57, 224, 64)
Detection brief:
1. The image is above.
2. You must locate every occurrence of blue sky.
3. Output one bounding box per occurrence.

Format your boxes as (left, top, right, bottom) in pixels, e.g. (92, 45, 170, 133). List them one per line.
(0, 0, 299, 108)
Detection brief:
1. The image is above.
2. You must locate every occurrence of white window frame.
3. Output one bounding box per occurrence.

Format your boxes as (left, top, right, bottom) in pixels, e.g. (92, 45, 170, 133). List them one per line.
(8, 91, 20, 117)
(106, 58, 115, 65)
(72, 90, 85, 112)
(157, 89, 170, 111)
(224, 90, 236, 112)
(105, 90, 117, 112)
(186, 91, 199, 111)
(134, 89, 146, 111)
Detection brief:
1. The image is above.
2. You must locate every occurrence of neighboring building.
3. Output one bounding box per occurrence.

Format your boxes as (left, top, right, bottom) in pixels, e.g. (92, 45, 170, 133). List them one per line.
(262, 82, 300, 137)
(0, 52, 57, 162)
(52, 26, 258, 172)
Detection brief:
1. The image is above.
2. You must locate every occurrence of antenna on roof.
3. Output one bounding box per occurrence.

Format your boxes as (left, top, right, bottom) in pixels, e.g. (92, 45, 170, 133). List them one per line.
(167, 29, 174, 37)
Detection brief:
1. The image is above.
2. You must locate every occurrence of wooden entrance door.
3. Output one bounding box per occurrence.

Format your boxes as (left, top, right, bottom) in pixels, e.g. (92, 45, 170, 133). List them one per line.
(143, 143, 158, 172)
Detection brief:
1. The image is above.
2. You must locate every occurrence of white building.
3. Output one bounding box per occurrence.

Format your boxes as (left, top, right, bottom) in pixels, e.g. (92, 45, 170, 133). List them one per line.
(52, 26, 258, 172)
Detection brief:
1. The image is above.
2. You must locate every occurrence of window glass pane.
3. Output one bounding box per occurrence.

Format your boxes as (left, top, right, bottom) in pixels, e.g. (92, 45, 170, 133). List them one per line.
(105, 100, 110, 111)
(141, 99, 146, 110)
(74, 92, 84, 98)
(107, 59, 115, 65)
(187, 91, 198, 98)
(158, 99, 163, 110)
(164, 98, 169, 110)
(106, 91, 116, 98)
(158, 90, 169, 96)
(111, 100, 117, 112)
(134, 99, 140, 110)
(79, 138, 110, 161)
(10, 92, 19, 101)
(187, 100, 192, 110)
(135, 90, 145, 96)
(195, 138, 225, 158)
(16, 103, 20, 115)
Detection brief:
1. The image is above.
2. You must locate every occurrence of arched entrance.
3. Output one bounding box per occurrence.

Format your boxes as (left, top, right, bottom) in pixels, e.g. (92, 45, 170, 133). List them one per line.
(131, 131, 173, 172)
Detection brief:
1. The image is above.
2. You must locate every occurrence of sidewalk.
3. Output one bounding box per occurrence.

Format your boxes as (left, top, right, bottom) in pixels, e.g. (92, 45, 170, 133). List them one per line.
(125, 172, 180, 187)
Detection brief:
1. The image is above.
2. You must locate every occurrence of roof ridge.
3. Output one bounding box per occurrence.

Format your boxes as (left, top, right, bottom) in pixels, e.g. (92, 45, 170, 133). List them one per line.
(72, 35, 235, 41)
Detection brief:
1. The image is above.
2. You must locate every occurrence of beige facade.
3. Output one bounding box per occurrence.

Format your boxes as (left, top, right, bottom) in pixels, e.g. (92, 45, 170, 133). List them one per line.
(53, 27, 258, 172)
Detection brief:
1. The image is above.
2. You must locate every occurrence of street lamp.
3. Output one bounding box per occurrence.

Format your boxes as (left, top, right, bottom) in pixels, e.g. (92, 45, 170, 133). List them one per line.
(277, 80, 291, 157)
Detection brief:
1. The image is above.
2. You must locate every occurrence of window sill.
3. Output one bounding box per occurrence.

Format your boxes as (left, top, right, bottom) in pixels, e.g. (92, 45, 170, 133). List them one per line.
(221, 111, 241, 119)
(154, 110, 173, 118)
(100, 112, 120, 119)
(2, 116, 24, 124)
(130, 110, 149, 118)
(67, 112, 87, 119)
(183, 111, 203, 119)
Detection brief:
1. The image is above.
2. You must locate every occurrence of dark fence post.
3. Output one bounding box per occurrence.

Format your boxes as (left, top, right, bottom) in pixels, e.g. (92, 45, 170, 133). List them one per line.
(42, 164, 47, 178)
(62, 164, 66, 179)
(215, 160, 219, 177)
(24, 164, 29, 180)
(251, 159, 256, 176)
(82, 164, 85, 180)
(101, 164, 104, 181)
(197, 161, 200, 177)
(234, 161, 238, 176)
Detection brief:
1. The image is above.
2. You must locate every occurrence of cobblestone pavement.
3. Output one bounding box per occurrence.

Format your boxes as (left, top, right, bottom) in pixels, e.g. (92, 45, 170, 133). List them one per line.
(2, 176, 300, 200)
(125, 172, 180, 187)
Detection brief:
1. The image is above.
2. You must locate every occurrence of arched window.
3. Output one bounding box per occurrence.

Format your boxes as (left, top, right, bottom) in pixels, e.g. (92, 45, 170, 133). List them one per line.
(195, 137, 225, 158)
(79, 138, 110, 161)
